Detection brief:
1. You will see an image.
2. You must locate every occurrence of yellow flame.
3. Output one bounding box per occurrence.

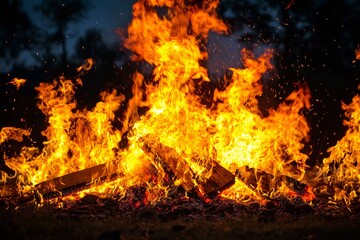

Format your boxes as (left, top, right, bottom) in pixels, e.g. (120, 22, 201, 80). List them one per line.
(318, 89, 360, 206)
(9, 78, 27, 90)
(4, 77, 125, 186)
(0, 127, 30, 144)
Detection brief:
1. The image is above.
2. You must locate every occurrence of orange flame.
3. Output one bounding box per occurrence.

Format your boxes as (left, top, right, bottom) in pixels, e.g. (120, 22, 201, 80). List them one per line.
(317, 89, 360, 206)
(0, 127, 30, 144)
(4, 77, 126, 188)
(76, 58, 94, 72)
(9, 78, 27, 90)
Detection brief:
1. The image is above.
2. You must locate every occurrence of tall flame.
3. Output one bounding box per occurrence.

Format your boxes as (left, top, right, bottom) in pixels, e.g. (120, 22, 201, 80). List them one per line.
(121, 0, 311, 202)
(317, 86, 360, 206)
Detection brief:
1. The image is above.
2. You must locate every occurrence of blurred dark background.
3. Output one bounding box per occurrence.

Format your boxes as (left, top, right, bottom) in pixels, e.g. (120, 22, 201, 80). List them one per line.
(0, 0, 359, 169)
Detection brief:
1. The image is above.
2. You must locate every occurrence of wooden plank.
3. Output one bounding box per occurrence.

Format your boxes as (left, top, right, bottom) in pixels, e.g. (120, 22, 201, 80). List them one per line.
(143, 142, 195, 192)
(35, 163, 157, 198)
(198, 161, 235, 195)
(143, 141, 235, 194)
(0, 162, 157, 202)
(35, 163, 108, 196)
(1, 166, 110, 201)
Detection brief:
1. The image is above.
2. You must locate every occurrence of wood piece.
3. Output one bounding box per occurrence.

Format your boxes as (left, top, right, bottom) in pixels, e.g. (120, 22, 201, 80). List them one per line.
(143, 141, 235, 195)
(2, 140, 235, 200)
(35, 163, 109, 196)
(198, 161, 235, 195)
(0, 164, 111, 202)
(236, 166, 315, 200)
(35, 163, 157, 198)
(143, 142, 195, 192)
(0, 162, 157, 202)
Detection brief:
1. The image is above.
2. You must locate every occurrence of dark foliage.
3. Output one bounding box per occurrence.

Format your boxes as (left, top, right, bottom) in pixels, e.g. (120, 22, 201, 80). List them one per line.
(0, 0, 38, 66)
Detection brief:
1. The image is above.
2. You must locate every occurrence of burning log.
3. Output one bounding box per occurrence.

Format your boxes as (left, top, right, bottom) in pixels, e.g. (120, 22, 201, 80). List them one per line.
(35, 163, 109, 196)
(0, 164, 112, 201)
(199, 161, 236, 195)
(35, 163, 158, 198)
(143, 142, 195, 192)
(236, 166, 315, 201)
(0, 163, 157, 202)
(143, 141, 235, 195)
(1, 139, 234, 202)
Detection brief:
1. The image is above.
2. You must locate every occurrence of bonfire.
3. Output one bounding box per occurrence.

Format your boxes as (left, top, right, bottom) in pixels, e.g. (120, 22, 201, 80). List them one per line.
(1, 0, 359, 214)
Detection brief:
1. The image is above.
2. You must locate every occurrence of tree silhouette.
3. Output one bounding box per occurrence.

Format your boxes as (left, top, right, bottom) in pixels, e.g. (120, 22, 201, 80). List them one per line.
(218, 0, 314, 75)
(74, 29, 125, 71)
(0, 0, 38, 69)
(218, 0, 275, 50)
(35, 0, 89, 69)
(219, 0, 360, 74)
(308, 1, 360, 71)
(71, 28, 128, 109)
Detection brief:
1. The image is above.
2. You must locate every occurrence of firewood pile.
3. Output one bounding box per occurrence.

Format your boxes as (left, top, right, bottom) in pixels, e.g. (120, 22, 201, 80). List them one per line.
(1, 139, 318, 209)
(1, 141, 360, 240)
(1, 136, 358, 218)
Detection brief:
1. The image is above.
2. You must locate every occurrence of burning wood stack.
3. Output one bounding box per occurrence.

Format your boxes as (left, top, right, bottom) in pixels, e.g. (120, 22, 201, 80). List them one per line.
(1, 136, 314, 204)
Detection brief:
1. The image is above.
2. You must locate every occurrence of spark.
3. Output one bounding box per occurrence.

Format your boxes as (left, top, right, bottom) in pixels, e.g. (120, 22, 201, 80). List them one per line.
(9, 78, 27, 90)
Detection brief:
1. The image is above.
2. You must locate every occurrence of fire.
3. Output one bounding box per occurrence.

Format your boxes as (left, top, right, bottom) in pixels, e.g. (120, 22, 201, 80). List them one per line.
(4, 78, 122, 188)
(317, 87, 360, 206)
(76, 58, 94, 72)
(0, 127, 30, 145)
(123, 0, 311, 202)
(0, 0, 358, 207)
(9, 78, 27, 90)
(0, 127, 30, 182)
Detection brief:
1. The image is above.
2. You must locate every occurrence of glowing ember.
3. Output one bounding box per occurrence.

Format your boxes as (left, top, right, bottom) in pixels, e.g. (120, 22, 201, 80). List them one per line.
(0, 0, 359, 208)
(76, 58, 94, 72)
(9, 78, 27, 90)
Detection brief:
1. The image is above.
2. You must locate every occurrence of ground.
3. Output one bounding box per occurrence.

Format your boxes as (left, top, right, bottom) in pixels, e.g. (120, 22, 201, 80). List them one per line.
(1, 195, 360, 240)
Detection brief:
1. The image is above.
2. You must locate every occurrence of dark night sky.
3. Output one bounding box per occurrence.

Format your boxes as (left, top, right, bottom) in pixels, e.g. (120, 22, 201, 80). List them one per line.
(23, 0, 136, 44)
(17, 0, 243, 74)
(12, 0, 136, 70)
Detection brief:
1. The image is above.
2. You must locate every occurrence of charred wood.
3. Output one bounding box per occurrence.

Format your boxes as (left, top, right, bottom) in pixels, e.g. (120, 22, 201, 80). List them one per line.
(143, 141, 235, 195)
(236, 166, 314, 200)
